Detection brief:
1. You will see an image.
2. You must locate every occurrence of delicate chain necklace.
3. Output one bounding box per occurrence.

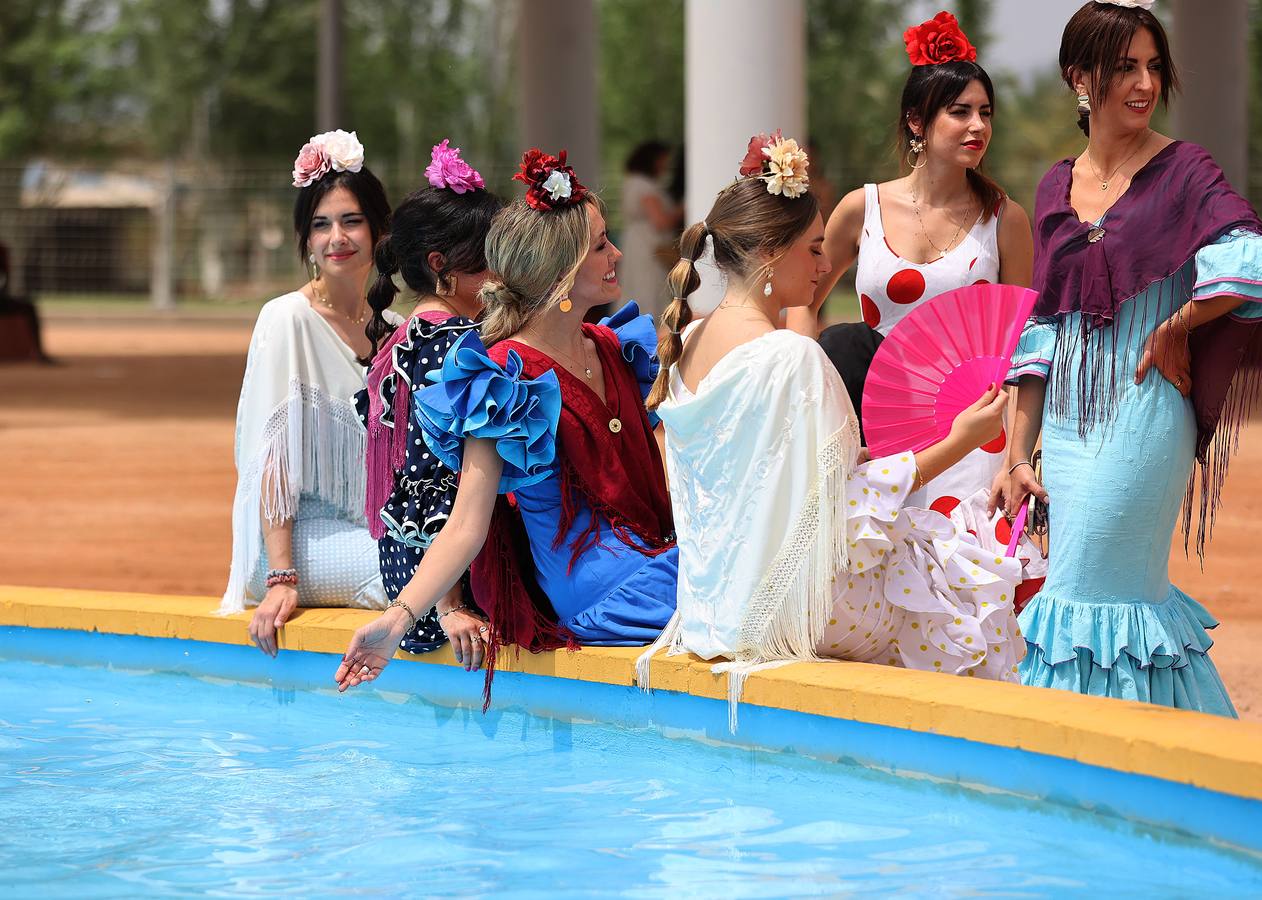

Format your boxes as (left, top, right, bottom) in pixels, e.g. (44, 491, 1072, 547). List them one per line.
(1084, 129, 1151, 192)
(312, 279, 367, 325)
(531, 331, 594, 380)
(909, 185, 975, 260)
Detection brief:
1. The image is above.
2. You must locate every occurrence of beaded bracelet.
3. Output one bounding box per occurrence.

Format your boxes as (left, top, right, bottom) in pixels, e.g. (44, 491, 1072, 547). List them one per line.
(387, 599, 417, 630)
(265, 568, 298, 588)
(437, 604, 469, 621)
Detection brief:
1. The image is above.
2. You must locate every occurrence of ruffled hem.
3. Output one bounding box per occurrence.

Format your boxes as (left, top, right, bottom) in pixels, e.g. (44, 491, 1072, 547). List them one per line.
(413, 329, 562, 493)
(823, 456, 1025, 683)
(1019, 586, 1236, 716)
(1018, 585, 1218, 671)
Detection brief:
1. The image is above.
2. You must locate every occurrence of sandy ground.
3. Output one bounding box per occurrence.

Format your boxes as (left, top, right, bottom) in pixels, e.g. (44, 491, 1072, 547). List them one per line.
(1, 317, 1258, 720)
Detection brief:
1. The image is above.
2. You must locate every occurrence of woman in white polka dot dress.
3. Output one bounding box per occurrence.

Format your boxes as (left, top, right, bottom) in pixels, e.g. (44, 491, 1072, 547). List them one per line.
(638, 133, 1024, 719)
(356, 141, 503, 659)
(790, 12, 1033, 535)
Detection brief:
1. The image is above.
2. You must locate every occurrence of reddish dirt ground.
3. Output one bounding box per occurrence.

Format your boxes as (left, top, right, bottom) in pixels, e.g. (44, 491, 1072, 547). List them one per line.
(1, 317, 1258, 720)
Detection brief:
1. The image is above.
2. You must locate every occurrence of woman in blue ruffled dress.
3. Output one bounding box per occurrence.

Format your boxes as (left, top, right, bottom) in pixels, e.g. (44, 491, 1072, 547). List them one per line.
(336, 149, 676, 696)
(355, 140, 503, 658)
(996, 3, 1262, 716)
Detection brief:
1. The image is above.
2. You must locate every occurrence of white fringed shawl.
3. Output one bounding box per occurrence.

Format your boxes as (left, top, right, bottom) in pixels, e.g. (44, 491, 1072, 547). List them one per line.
(641, 330, 861, 727)
(220, 292, 384, 613)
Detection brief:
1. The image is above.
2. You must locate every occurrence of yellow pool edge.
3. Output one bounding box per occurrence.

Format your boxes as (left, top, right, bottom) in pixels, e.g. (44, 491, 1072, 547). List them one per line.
(4, 584, 1261, 802)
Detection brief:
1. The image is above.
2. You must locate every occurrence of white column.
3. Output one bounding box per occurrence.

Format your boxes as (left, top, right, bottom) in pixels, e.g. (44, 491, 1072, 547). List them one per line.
(516, 0, 601, 190)
(1170, 0, 1248, 192)
(684, 0, 805, 224)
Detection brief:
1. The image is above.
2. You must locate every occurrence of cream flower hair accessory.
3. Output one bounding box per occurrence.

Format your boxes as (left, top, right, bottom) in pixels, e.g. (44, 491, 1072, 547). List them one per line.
(738, 131, 810, 199)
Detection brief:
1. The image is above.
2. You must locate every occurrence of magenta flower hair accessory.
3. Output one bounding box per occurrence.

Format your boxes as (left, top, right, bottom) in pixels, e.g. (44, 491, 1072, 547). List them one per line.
(425, 139, 486, 194)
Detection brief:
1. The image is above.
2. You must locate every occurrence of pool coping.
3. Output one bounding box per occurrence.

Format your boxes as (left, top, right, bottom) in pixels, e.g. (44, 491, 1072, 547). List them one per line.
(3, 583, 1261, 803)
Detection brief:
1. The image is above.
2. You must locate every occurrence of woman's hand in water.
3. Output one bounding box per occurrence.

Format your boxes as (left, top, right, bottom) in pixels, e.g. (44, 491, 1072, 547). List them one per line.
(334, 606, 412, 692)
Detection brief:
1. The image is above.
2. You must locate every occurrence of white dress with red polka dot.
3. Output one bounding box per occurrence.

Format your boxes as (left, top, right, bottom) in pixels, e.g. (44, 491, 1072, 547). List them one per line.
(854, 182, 1006, 520)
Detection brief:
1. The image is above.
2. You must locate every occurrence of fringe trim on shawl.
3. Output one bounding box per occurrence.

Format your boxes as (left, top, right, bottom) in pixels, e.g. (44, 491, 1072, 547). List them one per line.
(1180, 331, 1262, 560)
(220, 378, 368, 613)
(635, 420, 859, 730)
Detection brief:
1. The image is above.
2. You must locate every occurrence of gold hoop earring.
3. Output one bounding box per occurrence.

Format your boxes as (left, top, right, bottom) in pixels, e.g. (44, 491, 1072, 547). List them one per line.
(907, 136, 927, 170)
(558, 298, 573, 313)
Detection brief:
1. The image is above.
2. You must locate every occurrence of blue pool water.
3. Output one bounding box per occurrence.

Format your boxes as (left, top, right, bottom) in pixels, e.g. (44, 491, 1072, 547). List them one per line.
(2, 657, 1261, 898)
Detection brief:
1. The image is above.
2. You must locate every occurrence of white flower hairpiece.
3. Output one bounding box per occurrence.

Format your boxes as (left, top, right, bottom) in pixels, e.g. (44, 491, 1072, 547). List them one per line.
(1094, 0, 1155, 9)
(541, 169, 573, 201)
(291, 129, 365, 188)
(737, 131, 810, 199)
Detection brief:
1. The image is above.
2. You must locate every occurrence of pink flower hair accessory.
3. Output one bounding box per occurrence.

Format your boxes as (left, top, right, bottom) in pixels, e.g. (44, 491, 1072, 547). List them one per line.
(291, 129, 366, 188)
(425, 139, 486, 194)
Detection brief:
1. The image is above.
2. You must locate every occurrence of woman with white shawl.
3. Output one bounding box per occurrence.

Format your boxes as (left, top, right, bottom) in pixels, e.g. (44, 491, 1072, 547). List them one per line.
(221, 131, 400, 656)
(641, 133, 1024, 717)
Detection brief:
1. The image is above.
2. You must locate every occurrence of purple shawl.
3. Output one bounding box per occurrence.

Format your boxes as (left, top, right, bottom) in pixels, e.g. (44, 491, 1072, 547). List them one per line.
(1032, 140, 1262, 553)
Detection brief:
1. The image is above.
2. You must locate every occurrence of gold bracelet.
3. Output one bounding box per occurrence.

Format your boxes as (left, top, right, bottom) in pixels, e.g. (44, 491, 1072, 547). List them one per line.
(437, 604, 469, 621)
(386, 599, 417, 630)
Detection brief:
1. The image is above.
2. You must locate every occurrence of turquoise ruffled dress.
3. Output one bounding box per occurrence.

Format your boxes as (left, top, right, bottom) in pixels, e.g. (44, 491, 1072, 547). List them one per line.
(1008, 230, 1262, 716)
(415, 305, 677, 645)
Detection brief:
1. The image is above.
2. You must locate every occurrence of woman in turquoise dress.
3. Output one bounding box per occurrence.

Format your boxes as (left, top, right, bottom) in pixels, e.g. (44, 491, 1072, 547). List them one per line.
(335, 149, 676, 698)
(997, 3, 1262, 716)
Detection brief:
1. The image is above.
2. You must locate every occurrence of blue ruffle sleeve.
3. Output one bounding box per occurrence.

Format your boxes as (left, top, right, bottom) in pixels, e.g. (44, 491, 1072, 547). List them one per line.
(600, 301, 663, 427)
(413, 330, 562, 493)
(1194, 229, 1262, 320)
(1006, 319, 1057, 383)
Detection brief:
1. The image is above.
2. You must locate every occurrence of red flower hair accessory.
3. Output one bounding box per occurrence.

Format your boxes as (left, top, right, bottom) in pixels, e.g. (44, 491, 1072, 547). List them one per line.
(903, 11, 977, 66)
(512, 148, 589, 211)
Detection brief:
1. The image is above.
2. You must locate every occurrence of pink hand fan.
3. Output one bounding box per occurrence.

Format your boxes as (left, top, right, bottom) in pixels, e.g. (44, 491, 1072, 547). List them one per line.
(861, 283, 1038, 457)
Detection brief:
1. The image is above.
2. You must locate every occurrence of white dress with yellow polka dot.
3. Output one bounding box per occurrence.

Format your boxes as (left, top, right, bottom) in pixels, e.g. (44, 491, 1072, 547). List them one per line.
(654, 329, 1024, 692)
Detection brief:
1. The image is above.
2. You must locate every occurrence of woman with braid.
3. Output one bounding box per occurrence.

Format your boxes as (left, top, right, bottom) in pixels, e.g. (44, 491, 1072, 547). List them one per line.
(638, 133, 1023, 720)
(336, 148, 677, 698)
(355, 140, 502, 663)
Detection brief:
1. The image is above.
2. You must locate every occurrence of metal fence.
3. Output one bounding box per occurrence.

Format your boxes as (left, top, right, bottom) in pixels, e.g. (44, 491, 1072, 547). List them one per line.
(3, 159, 1260, 308)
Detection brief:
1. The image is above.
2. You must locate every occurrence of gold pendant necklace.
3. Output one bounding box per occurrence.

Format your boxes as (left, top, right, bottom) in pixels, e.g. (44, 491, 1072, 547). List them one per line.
(910, 188, 974, 261)
(312, 279, 367, 325)
(1085, 129, 1150, 192)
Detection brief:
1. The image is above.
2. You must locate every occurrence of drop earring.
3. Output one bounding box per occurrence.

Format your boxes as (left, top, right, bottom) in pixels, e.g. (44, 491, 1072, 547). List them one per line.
(907, 135, 927, 170)
(763, 269, 774, 297)
(1077, 89, 1091, 118)
(559, 297, 573, 313)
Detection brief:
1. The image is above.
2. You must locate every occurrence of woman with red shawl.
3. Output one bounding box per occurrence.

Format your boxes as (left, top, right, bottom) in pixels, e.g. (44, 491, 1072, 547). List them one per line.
(335, 149, 676, 701)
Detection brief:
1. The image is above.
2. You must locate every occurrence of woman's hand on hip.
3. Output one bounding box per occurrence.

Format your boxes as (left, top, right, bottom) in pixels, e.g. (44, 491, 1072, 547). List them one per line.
(1136, 320, 1191, 397)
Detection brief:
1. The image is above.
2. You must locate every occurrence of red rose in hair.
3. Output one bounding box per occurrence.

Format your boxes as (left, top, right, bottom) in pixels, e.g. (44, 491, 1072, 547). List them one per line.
(738, 129, 783, 177)
(513, 147, 589, 211)
(903, 11, 977, 66)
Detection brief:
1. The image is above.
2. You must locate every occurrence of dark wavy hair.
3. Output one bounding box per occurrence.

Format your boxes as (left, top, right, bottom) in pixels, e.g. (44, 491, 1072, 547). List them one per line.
(362, 185, 504, 361)
(624, 140, 671, 177)
(1059, 1, 1180, 137)
(292, 167, 391, 263)
(899, 60, 1005, 220)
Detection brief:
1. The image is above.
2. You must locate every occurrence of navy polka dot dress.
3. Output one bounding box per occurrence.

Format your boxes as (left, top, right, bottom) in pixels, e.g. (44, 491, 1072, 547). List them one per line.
(356, 313, 481, 654)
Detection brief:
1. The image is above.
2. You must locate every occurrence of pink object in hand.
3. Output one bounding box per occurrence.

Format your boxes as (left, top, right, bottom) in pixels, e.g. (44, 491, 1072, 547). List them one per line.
(861, 283, 1038, 457)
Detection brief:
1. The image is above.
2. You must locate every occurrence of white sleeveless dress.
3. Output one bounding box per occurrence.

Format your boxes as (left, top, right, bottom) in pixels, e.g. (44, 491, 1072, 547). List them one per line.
(853, 183, 1008, 526)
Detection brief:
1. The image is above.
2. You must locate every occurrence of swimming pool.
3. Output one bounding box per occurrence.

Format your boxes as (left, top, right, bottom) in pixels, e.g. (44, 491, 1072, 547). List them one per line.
(4, 628, 1261, 897)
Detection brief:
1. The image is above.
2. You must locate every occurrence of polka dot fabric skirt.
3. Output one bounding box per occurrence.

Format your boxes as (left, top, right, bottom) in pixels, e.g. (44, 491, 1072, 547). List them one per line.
(817, 453, 1025, 682)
